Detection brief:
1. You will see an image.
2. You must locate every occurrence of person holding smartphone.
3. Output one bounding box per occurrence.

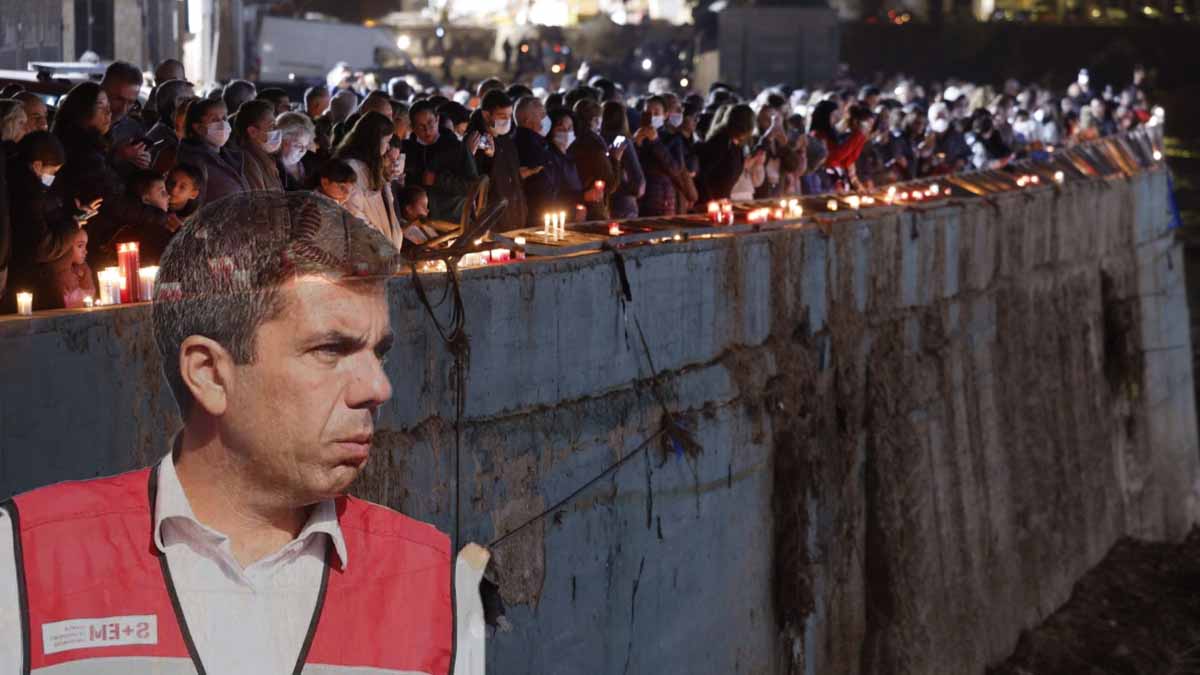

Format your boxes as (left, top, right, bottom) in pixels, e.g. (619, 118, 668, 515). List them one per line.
(568, 98, 624, 222)
(635, 96, 685, 217)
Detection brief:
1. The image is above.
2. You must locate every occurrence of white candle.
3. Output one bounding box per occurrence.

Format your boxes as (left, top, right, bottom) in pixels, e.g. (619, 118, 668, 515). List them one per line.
(83, 296, 94, 308)
(99, 268, 122, 305)
(138, 267, 159, 303)
(1054, 170, 1065, 183)
(559, 211, 567, 238)
(16, 292, 32, 316)
(826, 199, 838, 212)
(543, 213, 552, 237)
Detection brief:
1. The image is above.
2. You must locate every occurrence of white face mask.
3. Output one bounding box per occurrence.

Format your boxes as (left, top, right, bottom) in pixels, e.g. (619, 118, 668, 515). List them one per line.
(591, 119, 602, 134)
(650, 115, 665, 130)
(553, 131, 575, 152)
(540, 116, 552, 136)
(668, 112, 683, 128)
(261, 128, 282, 154)
(930, 118, 949, 134)
(40, 173, 55, 187)
(205, 120, 232, 148)
(392, 153, 406, 175)
(492, 117, 512, 135)
(282, 145, 306, 167)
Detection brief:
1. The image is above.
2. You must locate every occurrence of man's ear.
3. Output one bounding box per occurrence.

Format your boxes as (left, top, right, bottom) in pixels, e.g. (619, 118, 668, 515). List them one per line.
(179, 336, 235, 416)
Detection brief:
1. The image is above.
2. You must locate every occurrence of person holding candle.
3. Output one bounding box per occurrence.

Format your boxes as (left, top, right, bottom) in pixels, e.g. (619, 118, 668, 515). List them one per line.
(568, 98, 623, 222)
(0, 191, 487, 674)
(695, 104, 755, 203)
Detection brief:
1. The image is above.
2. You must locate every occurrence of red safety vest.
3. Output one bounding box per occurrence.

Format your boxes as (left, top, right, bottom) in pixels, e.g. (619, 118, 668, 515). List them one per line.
(3, 466, 454, 675)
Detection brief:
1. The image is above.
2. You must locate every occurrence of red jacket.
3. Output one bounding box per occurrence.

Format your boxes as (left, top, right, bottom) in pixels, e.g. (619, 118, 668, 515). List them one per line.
(4, 466, 453, 674)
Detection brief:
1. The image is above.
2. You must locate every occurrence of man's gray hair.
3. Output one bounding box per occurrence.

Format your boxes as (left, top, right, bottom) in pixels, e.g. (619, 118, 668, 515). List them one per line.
(514, 96, 544, 125)
(151, 191, 402, 416)
(276, 111, 316, 142)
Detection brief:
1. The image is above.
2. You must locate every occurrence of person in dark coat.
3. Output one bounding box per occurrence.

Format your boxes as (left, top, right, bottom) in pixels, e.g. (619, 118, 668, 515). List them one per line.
(51, 82, 179, 268)
(600, 100, 644, 220)
(512, 96, 554, 229)
(567, 98, 623, 221)
(635, 95, 683, 217)
(402, 100, 478, 223)
(544, 108, 587, 213)
(2, 131, 78, 313)
(695, 104, 756, 203)
(175, 97, 250, 207)
(469, 91, 527, 232)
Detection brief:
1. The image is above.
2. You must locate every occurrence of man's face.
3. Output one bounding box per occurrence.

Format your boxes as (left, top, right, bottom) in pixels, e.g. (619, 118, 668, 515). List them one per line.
(483, 105, 512, 132)
(412, 110, 439, 145)
(308, 94, 330, 118)
(105, 81, 140, 123)
(167, 172, 199, 210)
(22, 98, 48, 134)
(224, 276, 393, 503)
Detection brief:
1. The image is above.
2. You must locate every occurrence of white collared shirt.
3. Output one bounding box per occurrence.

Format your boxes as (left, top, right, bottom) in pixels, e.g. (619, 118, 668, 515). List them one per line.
(0, 452, 479, 674)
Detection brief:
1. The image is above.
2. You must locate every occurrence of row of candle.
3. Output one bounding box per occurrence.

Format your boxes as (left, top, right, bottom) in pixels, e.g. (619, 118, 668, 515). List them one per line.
(98, 265, 158, 306)
(542, 211, 568, 240)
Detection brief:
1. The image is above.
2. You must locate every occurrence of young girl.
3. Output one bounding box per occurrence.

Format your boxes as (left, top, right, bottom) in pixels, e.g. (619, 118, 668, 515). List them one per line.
(34, 226, 96, 310)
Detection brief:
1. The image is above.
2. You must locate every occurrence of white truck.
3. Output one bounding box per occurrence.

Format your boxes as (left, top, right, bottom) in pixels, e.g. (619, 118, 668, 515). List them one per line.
(255, 15, 400, 83)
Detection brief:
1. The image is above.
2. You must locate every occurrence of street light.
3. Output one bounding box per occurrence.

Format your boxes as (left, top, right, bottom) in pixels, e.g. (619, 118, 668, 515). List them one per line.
(641, 58, 653, 72)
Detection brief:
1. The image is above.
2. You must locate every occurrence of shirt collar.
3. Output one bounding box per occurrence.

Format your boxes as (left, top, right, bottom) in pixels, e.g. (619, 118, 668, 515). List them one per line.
(152, 447, 349, 569)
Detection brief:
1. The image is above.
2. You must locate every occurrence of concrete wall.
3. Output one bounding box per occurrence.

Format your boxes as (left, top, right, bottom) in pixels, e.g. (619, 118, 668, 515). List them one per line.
(0, 168, 1194, 674)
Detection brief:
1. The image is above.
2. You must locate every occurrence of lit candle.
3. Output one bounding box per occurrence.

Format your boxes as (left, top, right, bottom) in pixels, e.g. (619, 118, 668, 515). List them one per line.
(83, 296, 94, 308)
(1153, 150, 1162, 161)
(1016, 176, 1029, 187)
(609, 223, 622, 236)
(99, 267, 122, 305)
(594, 180, 605, 192)
(1053, 170, 1065, 183)
(899, 191, 909, 201)
(886, 186, 897, 204)
(826, 199, 838, 212)
(559, 211, 567, 237)
(862, 196, 875, 206)
(117, 242, 141, 303)
(138, 267, 159, 303)
(514, 236, 527, 260)
(847, 196, 860, 210)
(1029, 175, 1040, 185)
(772, 207, 784, 220)
(721, 202, 734, 225)
(912, 191, 924, 201)
(673, 233, 683, 241)
(16, 292, 32, 316)
(543, 213, 552, 237)
(707, 201, 720, 222)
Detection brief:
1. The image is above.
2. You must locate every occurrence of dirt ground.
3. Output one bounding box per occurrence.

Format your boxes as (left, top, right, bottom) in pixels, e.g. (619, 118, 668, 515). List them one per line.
(990, 529, 1200, 675)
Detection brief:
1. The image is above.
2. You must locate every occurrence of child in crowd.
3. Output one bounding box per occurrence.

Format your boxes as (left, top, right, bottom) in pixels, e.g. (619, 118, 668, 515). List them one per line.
(107, 170, 175, 265)
(32, 225, 96, 310)
(166, 163, 204, 218)
(316, 159, 357, 206)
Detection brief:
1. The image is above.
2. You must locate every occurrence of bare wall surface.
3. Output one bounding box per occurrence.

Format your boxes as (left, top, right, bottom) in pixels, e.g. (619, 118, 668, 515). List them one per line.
(0, 168, 1194, 674)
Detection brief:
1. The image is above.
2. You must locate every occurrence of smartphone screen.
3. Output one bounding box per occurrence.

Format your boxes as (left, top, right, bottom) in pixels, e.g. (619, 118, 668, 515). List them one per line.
(613, 135, 626, 148)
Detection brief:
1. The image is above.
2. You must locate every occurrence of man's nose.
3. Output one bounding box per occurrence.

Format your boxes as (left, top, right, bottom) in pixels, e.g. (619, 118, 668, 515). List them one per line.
(347, 352, 393, 410)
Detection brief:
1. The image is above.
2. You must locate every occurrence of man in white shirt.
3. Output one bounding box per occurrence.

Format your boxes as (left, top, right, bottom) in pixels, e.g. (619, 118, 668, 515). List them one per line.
(0, 191, 486, 674)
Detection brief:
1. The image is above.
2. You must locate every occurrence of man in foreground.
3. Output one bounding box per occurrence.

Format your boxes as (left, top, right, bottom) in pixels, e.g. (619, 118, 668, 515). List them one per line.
(0, 191, 484, 673)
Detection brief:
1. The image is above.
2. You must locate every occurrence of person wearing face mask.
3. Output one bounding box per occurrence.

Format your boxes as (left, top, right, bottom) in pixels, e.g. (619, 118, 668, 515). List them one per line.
(2, 131, 88, 314)
(401, 100, 478, 223)
(924, 101, 969, 175)
(599, 100, 645, 220)
(234, 100, 285, 192)
(568, 98, 624, 221)
(52, 82, 179, 267)
(543, 108, 588, 213)
(175, 97, 250, 206)
(275, 112, 318, 191)
(512, 96, 556, 229)
(635, 96, 686, 217)
(468, 90, 527, 232)
(333, 112, 404, 249)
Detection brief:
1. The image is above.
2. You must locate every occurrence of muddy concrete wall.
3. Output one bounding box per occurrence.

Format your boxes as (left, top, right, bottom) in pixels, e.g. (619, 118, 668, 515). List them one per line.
(0, 168, 1194, 674)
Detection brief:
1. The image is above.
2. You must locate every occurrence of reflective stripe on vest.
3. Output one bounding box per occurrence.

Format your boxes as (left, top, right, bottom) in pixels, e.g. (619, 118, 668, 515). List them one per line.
(6, 466, 452, 675)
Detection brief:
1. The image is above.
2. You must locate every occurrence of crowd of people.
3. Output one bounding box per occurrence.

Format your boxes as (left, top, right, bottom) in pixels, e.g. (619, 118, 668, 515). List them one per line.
(0, 57, 1158, 313)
